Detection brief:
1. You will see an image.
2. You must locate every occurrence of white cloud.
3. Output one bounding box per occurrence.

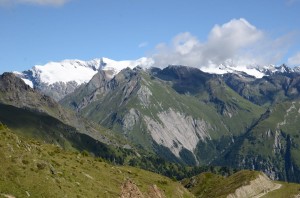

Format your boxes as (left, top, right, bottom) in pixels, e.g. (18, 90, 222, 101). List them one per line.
(0, 0, 71, 7)
(151, 18, 291, 69)
(138, 42, 148, 48)
(288, 52, 300, 66)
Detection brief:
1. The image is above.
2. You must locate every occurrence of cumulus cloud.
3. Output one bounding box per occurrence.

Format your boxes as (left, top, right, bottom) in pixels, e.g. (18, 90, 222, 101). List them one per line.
(151, 18, 291, 68)
(0, 0, 71, 7)
(288, 52, 300, 66)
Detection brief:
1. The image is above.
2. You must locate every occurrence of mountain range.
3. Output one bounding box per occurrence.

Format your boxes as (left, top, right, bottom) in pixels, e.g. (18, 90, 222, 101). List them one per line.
(58, 62, 300, 182)
(2, 57, 300, 196)
(14, 57, 300, 101)
(13, 57, 300, 180)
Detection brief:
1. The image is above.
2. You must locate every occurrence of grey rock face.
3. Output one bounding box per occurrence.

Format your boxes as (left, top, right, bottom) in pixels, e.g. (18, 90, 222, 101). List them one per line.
(41, 69, 111, 102)
(122, 108, 140, 134)
(144, 108, 211, 159)
(137, 85, 152, 107)
(0, 72, 59, 115)
(76, 71, 112, 110)
(37, 81, 79, 101)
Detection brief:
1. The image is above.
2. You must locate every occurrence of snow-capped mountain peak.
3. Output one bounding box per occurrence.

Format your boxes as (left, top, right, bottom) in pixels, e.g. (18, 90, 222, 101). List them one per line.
(201, 63, 296, 78)
(28, 59, 101, 85)
(201, 64, 266, 78)
(13, 56, 297, 101)
(14, 57, 154, 101)
(16, 57, 154, 86)
(99, 57, 154, 77)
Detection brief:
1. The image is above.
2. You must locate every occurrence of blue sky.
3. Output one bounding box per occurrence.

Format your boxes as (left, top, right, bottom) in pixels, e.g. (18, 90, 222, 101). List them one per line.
(0, 0, 300, 74)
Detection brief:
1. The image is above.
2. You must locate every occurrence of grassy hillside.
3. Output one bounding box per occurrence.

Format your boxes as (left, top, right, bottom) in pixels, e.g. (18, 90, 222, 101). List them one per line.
(0, 103, 134, 164)
(0, 103, 237, 182)
(181, 170, 259, 197)
(0, 124, 193, 198)
(3, 123, 298, 198)
(181, 170, 300, 198)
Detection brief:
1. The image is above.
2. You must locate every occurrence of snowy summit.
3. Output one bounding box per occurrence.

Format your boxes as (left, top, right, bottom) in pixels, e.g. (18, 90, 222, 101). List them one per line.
(14, 57, 154, 88)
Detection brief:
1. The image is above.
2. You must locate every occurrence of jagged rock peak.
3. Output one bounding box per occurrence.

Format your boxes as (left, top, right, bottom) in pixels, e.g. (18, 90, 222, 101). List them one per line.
(0, 72, 32, 91)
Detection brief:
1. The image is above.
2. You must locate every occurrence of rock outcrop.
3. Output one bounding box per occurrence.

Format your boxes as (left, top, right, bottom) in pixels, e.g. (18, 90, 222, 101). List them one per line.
(227, 173, 281, 198)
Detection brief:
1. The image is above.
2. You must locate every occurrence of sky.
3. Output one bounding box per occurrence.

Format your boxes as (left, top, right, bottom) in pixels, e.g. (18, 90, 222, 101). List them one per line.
(0, 0, 300, 74)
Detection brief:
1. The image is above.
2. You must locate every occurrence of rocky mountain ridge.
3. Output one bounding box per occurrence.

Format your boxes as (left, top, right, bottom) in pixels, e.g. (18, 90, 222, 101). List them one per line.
(1, 72, 221, 181)
(60, 65, 300, 183)
(12, 56, 300, 102)
(0, 72, 133, 159)
(61, 66, 264, 165)
(4, 60, 300, 183)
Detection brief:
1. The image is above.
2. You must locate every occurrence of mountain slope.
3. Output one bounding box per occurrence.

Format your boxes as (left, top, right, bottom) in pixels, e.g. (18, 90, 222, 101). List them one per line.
(182, 170, 300, 198)
(0, 103, 129, 161)
(0, 72, 222, 181)
(0, 124, 193, 198)
(215, 100, 300, 183)
(61, 65, 300, 183)
(0, 72, 120, 144)
(2, 124, 299, 198)
(61, 66, 265, 166)
(223, 71, 300, 106)
(60, 70, 111, 111)
(0, 72, 140, 164)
